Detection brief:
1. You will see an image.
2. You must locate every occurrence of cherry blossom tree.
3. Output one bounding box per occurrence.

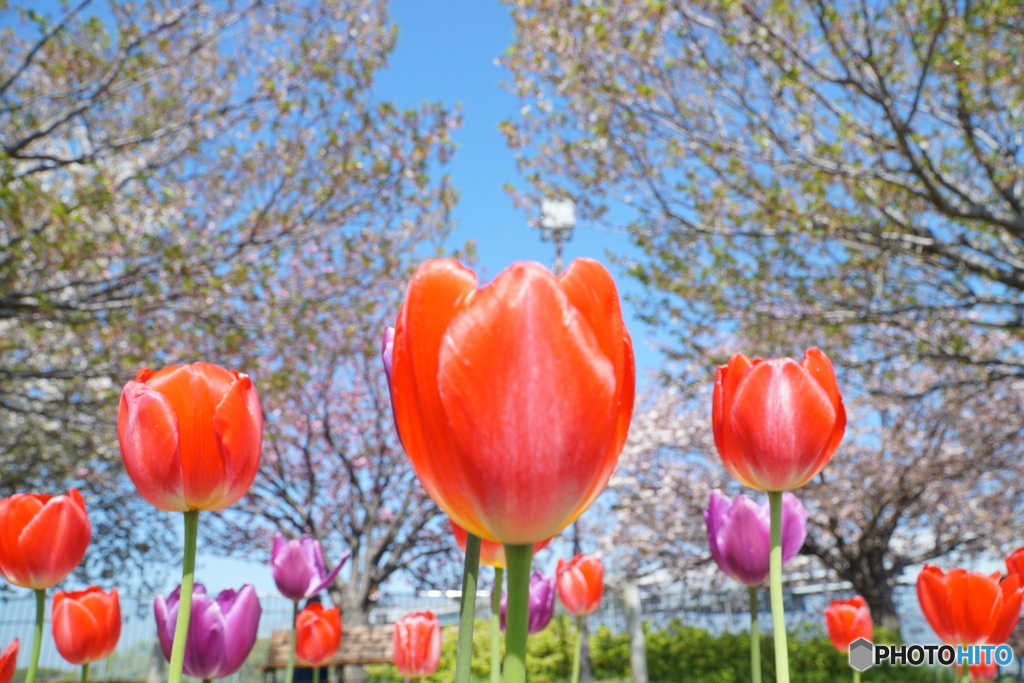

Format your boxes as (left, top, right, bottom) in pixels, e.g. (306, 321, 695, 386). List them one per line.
(500, 0, 1024, 388)
(1, 0, 457, 585)
(608, 361, 1024, 630)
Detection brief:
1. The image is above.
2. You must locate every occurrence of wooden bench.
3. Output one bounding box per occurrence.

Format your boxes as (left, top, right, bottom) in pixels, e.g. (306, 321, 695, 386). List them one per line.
(260, 624, 394, 682)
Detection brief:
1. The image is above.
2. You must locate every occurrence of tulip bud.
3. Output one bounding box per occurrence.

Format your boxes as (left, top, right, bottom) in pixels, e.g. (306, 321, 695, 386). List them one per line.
(713, 348, 845, 491)
(500, 571, 556, 634)
(271, 533, 350, 602)
(0, 489, 91, 589)
(296, 603, 342, 667)
(393, 611, 442, 679)
(52, 587, 121, 665)
(703, 490, 807, 586)
(118, 363, 263, 511)
(556, 554, 603, 617)
(154, 583, 261, 679)
(824, 596, 872, 653)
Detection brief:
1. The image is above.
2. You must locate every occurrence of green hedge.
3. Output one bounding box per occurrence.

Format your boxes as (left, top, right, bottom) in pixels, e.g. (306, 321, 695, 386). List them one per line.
(367, 618, 999, 682)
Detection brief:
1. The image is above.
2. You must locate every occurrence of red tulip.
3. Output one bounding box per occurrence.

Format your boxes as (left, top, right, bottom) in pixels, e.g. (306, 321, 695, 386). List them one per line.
(390, 258, 634, 544)
(713, 348, 846, 491)
(917, 564, 1024, 645)
(824, 596, 872, 652)
(0, 640, 17, 683)
(449, 520, 552, 569)
(52, 586, 121, 665)
(954, 662, 998, 682)
(0, 489, 90, 589)
(1006, 546, 1024, 579)
(118, 363, 263, 511)
(556, 554, 603, 617)
(393, 611, 441, 679)
(296, 603, 341, 667)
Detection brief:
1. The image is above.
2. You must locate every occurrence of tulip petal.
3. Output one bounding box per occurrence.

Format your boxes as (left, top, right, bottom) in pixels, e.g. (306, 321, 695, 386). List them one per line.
(716, 495, 771, 586)
(151, 364, 236, 510)
(987, 574, 1023, 644)
(713, 355, 757, 488)
(308, 550, 350, 598)
(216, 584, 262, 677)
(0, 639, 17, 683)
(780, 492, 809, 562)
(703, 490, 733, 580)
(211, 372, 263, 511)
(917, 565, 957, 643)
(728, 358, 837, 491)
(437, 263, 617, 543)
(949, 571, 1001, 644)
(391, 260, 481, 532)
(153, 593, 175, 661)
(0, 494, 47, 588)
(118, 381, 186, 511)
(185, 591, 226, 679)
(558, 258, 636, 462)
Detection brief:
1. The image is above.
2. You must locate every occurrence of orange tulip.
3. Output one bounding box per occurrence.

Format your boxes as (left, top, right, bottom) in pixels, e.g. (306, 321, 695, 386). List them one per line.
(52, 586, 121, 665)
(556, 554, 603, 617)
(0, 489, 90, 589)
(713, 348, 846, 491)
(0, 640, 17, 683)
(296, 603, 341, 667)
(917, 564, 1024, 645)
(449, 520, 552, 569)
(118, 363, 263, 511)
(824, 596, 872, 652)
(390, 258, 634, 544)
(393, 611, 441, 679)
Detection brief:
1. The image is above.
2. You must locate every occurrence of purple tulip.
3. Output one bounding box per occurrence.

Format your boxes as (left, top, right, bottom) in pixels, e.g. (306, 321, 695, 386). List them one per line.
(271, 533, 351, 602)
(703, 489, 808, 586)
(154, 583, 261, 679)
(381, 327, 395, 381)
(500, 570, 556, 634)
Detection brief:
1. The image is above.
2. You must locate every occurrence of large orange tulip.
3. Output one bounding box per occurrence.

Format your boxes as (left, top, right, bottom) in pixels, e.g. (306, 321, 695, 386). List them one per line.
(449, 520, 551, 569)
(118, 363, 263, 511)
(713, 348, 846, 491)
(296, 603, 341, 667)
(0, 489, 90, 589)
(390, 258, 634, 544)
(52, 586, 121, 665)
(824, 596, 872, 652)
(917, 565, 1024, 645)
(556, 554, 603, 617)
(0, 640, 17, 683)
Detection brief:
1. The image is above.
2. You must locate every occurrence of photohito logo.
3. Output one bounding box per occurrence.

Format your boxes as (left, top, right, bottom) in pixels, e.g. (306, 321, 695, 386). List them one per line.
(848, 638, 1014, 672)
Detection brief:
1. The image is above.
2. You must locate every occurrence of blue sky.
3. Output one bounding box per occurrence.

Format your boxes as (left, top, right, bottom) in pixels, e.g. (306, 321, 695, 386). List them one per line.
(196, 0, 658, 597)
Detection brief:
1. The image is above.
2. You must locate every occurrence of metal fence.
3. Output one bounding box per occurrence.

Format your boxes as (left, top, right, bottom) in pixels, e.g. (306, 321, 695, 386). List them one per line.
(0, 583, 938, 682)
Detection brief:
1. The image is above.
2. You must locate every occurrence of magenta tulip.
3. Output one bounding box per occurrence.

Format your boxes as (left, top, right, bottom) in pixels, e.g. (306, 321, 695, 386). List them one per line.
(703, 490, 807, 586)
(271, 533, 350, 602)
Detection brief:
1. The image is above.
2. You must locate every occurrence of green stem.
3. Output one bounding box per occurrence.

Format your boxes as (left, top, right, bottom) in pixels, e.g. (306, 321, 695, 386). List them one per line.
(853, 669, 860, 683)
(571, 616, 583, 683)
(456, 532, 481, 683)
(25, 588, 45, 683)
(313, 667, 320, 683)
(768, 491, 790, 683)
(749, 586, 761, 683)
(286, 599, 298, 683)
(503, 544, 532, 683)
(490, 567, 504, 683)
(168, 510, 200, 683)
(80, 663, 89, 683)
(961, 669, 970, 683)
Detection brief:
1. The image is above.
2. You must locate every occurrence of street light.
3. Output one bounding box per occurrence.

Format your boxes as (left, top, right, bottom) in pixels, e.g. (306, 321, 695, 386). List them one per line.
(535, 198, 576, 274)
